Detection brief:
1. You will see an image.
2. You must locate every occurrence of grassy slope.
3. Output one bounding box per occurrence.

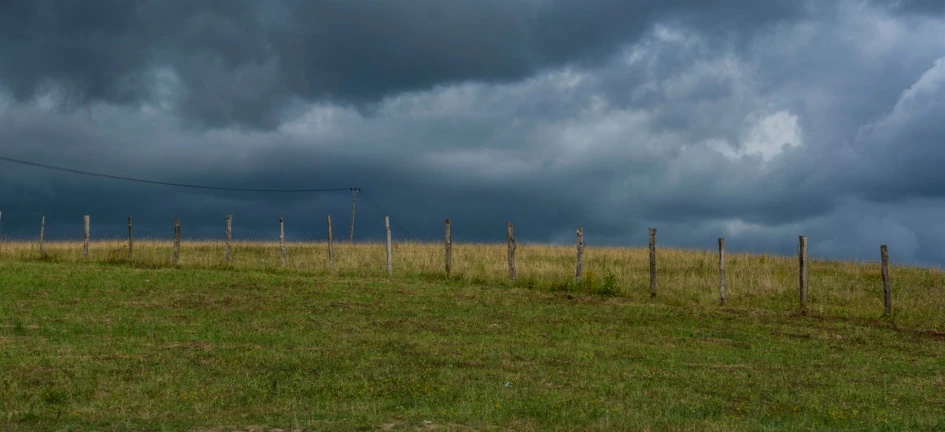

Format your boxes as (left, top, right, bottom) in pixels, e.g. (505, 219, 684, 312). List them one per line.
(4, 240, 945, 329)
(1, 256, 944, 431)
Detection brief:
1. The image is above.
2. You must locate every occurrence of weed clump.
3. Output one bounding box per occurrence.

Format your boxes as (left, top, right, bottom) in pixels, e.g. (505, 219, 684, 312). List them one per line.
(575, 270, 620, 297)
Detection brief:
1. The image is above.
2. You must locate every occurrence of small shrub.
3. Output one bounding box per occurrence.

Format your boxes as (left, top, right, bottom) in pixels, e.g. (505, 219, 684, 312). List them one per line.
(578, 271, 619, 297)
(596, 273, 620, 297)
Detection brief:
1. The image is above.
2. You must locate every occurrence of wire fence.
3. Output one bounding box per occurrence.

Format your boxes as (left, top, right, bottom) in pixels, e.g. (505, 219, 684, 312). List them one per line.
(0, 222, 391, 243)
(0, 221, 460, 245)
(1, 210, 941, 323)
(0, 156, 419, 242)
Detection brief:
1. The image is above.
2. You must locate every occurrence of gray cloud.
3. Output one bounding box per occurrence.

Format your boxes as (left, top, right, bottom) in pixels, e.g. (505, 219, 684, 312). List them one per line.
(1, 1, 945, 266)
(1, 0, 809, 130)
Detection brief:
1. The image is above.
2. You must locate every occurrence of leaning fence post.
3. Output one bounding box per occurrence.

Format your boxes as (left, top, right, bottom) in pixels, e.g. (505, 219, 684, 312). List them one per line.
(648, 228, 657, 298)
(39, 216, 45, 256)
(385, 216, 392, 276)
(881, 245, 891, 317)
(173, 218, 181, 265)
(327, 215, 334, 273)
(83, 215, 90, 259)
(719, 238, 726, 306)
(507, 222, 516, 281)
(224, 215, 232, 265)
(280, 217, 287, 268)
(576, 227, 584, 284)
(445, 218, 452, 276)
(799, 236, 808, 315)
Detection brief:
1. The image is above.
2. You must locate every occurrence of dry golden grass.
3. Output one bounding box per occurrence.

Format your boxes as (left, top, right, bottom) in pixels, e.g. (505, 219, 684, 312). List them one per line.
(2, 239, 944, 330)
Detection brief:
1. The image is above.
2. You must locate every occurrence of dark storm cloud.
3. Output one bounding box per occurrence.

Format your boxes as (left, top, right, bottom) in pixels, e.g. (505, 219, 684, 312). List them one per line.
(2, 0, 945, 266)
(0, 0, 810, 130)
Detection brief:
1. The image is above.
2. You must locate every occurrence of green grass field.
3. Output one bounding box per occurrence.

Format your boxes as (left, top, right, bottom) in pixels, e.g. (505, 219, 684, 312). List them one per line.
(1, 241, 944, 431)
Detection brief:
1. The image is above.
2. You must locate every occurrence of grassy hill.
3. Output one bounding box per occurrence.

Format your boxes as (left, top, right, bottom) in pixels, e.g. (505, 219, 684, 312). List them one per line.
(1, 241, 944, 430)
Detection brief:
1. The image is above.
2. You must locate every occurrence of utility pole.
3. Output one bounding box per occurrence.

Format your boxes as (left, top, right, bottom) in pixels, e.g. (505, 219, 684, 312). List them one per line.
(349, 188, 359, 244)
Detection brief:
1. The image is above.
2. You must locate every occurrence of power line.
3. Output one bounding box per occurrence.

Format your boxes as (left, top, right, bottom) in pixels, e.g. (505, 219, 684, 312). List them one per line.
(0, 154, 421, 241)
(358, 192, 412, 240)
(0, 155, 354, 193)
(357, 191, 413, 240)
(360, 191, 415, 240)
(360, 192, 407, 234)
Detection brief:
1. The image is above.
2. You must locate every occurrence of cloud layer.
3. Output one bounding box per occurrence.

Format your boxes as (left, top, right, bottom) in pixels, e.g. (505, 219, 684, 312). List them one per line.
(1, 0, 944, 265)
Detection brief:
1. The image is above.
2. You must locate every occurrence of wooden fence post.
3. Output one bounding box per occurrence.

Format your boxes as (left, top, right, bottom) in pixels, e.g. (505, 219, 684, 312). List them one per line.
(508, 222, 516, 281)
(799, 236, 808, 315)
(881, 245, 891, 317)
(576, 227, 584, 284)
(327, 215, 334, 273)
(0, 211, 3, 255)
(385, 216, 392, 276)
(173, 218, 180, 265)
(83, 215, 90, 259)
(718, 238, 726, 307)
(128, 216, 133, 260)
(224, 215, 232, 265)
(280, 217, 286, 268)
(39, 216, 45, 255)
(649, 228, 657, 298)
(444, 218, 452, 276)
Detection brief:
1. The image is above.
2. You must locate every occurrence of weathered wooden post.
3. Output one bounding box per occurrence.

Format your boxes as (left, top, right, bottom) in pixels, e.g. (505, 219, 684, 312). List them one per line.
(576, 227, 584, 284)
(444, 218, 452, 276)
(327, 215, 334, 273)
(224, 215, 232, 265)
(719, 238, 726, 306)
(385, 216, 392, 276)
(128, 216, 133, 260)
(280, 217, 286, 268)
(39, 216, 45, 255)
(83, 215, 90, 259)
(881, 245, 891, 317)
(173, 218, 181, 265)
(799, 236, 808, 315)
(507, 222, 516, 281)
(649, 228, 657, 298)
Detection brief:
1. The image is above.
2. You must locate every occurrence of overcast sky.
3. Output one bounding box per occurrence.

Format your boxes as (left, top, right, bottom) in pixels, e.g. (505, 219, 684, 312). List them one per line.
(1, 0, 944, 264)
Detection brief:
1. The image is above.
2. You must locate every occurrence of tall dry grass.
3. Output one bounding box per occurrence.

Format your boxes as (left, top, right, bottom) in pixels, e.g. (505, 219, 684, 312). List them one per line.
(2, 239, 944, 329)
